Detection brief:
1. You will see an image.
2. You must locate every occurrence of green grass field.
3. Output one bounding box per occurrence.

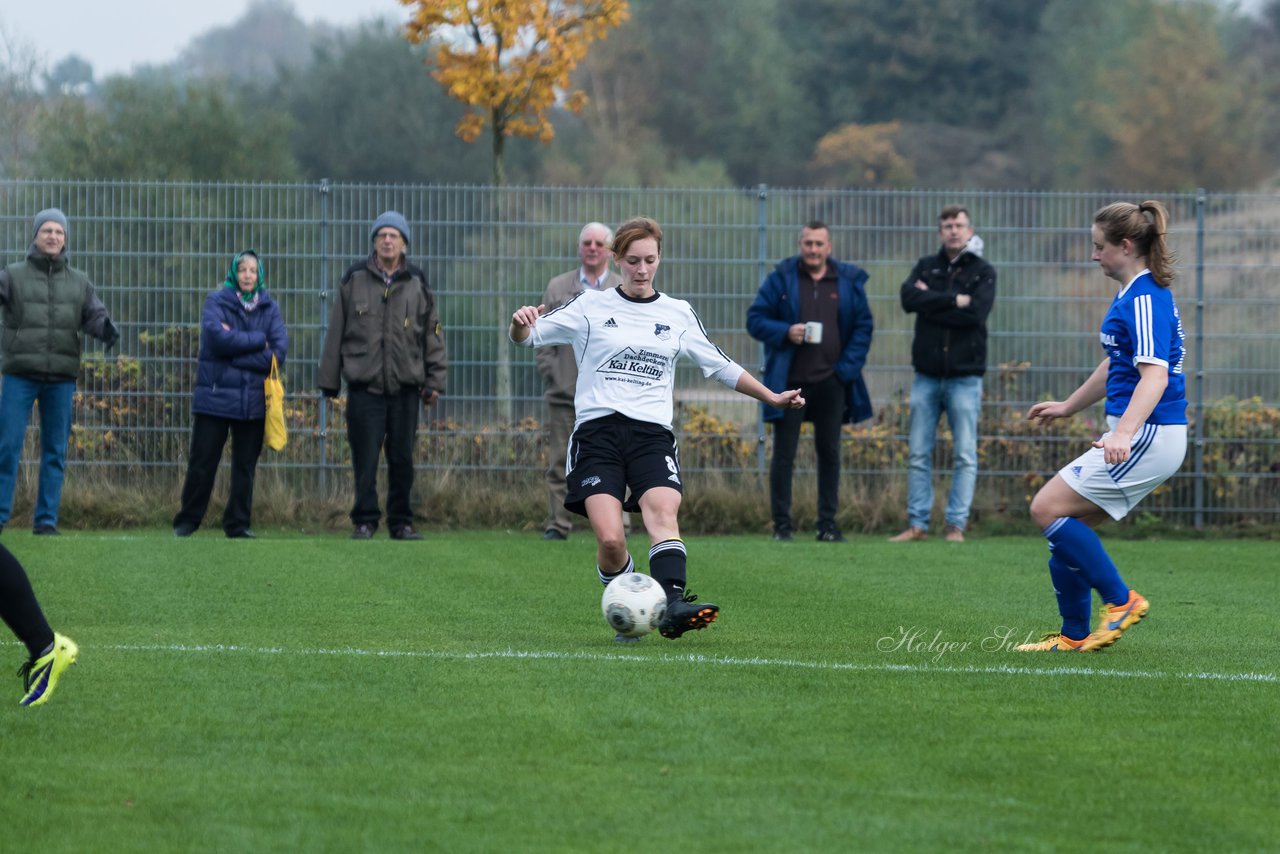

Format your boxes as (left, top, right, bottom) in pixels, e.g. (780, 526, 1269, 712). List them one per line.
(2, 531, 1277, 853)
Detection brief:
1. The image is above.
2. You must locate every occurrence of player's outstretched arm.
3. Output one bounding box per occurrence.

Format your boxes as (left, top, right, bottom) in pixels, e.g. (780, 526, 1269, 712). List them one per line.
(508, 304, 545, 344)
(1028, 358, 1109, 423)
(735, 371, 805, 410)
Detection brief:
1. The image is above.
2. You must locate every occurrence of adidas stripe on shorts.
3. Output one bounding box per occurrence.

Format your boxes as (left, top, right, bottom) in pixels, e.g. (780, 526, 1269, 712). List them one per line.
(1059, 415, 1187, 521)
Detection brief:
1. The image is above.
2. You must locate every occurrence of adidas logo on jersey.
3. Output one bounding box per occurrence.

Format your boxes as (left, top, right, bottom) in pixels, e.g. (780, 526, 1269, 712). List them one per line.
(603, 317, 618, 328)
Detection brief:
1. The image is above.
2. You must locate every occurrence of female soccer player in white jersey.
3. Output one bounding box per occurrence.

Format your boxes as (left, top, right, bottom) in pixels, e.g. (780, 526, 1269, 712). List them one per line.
(510, 217, 806, 640)
(1017, 200, 1187, 652)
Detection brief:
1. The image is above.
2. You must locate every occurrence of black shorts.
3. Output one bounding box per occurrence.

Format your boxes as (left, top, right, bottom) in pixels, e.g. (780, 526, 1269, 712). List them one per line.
(564, 413, 682, 518)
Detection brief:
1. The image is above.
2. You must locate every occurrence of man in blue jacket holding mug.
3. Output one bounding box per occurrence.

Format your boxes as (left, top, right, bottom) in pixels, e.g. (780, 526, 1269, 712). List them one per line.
(748, 221, 874, 543)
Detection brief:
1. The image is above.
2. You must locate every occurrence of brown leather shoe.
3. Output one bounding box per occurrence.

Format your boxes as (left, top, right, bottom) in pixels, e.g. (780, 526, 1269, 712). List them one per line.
(944, 525, 966, 543)
(888, 526, 928, 542)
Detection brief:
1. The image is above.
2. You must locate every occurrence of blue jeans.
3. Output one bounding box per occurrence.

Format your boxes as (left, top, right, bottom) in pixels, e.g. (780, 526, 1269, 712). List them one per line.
(0, 375, 76, 529)
(905, 373, 983, 531)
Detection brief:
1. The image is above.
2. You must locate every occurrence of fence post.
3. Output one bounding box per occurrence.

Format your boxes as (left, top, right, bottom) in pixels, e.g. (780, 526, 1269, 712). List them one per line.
(318, 178, 331, 492)
(1193, 189, 1205, 530)
(755, 183, 769, 475)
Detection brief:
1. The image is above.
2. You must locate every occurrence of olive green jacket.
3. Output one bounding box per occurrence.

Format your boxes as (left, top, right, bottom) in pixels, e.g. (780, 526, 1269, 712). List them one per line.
(318, 255, 447, 397)
(0, 248, 115, 380)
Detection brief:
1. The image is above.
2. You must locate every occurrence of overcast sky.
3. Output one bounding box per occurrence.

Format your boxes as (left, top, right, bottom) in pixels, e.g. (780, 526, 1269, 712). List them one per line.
(4, 0, 1269, 81)
(2, 0, 408, 79)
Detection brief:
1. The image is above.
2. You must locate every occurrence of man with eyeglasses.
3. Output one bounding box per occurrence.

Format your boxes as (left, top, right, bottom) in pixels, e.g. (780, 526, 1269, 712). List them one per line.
(536, 222, 622, 540)
(889, 205, 996, 544)
(319, 211, 447, 541)
(0, 208, 119, 537)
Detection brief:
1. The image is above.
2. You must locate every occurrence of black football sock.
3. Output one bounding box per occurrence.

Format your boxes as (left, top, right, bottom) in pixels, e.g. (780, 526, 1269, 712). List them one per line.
(597, 555, 634, 586)
(648, 539, 687, 601)
(0, 544, 56, 659)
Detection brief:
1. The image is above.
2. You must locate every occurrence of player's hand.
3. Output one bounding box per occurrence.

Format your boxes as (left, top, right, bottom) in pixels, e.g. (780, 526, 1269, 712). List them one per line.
(1093, 431, 1132, 465)
(787, 323, 805, 345)
(776, 388, 805, 409)
(1027, 401, 1071, 423)
(420, 387, 440, 408)
(511, 305, 545, 329)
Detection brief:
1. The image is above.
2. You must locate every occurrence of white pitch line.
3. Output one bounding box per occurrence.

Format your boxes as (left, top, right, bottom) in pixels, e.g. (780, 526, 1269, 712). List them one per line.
(92, 642, 1279, 685)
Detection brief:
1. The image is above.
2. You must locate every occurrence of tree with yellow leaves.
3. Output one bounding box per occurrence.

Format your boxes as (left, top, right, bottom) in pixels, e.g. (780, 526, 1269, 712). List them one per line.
(401, 0, 629, 185)
(808, 122, 916, 189)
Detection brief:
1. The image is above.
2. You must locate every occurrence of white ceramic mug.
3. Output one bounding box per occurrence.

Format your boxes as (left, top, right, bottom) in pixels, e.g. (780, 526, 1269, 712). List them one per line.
(803, 321, 823, 344)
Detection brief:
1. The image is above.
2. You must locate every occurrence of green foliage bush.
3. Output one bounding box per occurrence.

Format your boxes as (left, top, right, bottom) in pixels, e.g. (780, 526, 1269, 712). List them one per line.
(1, 343, 1265, 534)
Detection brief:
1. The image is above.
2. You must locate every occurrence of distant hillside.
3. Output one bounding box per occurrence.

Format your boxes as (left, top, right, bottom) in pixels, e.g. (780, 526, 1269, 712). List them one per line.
(172, 0, 380, 83)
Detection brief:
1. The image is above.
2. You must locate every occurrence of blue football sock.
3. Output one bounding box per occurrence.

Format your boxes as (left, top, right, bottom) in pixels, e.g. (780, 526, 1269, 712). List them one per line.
(1042, 517, 1129, 606)
(1048, 551, 1092, 641)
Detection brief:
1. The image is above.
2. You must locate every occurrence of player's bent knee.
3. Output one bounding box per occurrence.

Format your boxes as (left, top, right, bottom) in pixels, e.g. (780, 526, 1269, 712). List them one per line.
(598, 535, 628, 562)
(1029, 491, 1065, 530)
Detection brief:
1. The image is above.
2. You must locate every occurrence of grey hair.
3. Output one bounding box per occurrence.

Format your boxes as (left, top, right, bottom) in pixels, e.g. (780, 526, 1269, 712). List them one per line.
(579, 221, 614, 244)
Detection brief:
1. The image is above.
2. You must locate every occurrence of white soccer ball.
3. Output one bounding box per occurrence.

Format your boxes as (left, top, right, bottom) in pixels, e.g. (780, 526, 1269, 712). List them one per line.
(601, 572, 668, 638)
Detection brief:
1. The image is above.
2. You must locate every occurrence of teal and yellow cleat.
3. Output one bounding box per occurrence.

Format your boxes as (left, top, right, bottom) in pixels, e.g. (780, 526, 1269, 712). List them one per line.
(18, 632, 79, 707)
(1080, 590, 1149, 652)
(1014, 632, 1088, 652)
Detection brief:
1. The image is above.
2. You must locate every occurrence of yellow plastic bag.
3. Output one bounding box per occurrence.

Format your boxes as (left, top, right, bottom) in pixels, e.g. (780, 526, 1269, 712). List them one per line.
(264, 355, 287, 451)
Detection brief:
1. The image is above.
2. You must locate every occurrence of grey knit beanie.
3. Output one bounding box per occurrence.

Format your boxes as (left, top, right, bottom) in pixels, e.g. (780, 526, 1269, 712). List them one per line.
(33, 208, 69, 240)
(370, 210, 410, 245)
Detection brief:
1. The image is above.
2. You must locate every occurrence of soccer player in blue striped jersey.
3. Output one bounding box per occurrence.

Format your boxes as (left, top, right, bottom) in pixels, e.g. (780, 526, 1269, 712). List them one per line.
(1018, 200, 1187, 652)
(510, 217, 806, 640)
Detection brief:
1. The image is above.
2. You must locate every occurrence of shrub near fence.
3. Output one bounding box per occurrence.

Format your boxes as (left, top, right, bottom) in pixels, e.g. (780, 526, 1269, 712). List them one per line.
(56, 354, 1280, 535)
(1, 181, 1278, 531)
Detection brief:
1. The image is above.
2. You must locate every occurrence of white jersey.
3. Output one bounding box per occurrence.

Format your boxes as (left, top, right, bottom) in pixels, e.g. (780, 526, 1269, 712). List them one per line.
(515, 287, 745, 432)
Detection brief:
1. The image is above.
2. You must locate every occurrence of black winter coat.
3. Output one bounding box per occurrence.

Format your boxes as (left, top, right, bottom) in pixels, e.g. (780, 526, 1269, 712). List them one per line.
(899, 248, 996, 378)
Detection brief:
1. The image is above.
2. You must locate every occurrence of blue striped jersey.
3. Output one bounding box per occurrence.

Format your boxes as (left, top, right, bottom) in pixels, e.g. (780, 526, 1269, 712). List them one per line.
(1099, 269, 1187, 424)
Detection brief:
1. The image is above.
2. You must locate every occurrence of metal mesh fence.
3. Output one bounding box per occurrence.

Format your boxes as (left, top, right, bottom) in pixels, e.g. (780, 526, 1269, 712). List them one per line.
(1, 181, 1277, 527)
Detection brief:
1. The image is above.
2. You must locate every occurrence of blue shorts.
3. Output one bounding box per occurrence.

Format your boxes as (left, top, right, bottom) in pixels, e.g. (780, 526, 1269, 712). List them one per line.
(1059, 416, 1187, 520)
(564, 414, 682, 518)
